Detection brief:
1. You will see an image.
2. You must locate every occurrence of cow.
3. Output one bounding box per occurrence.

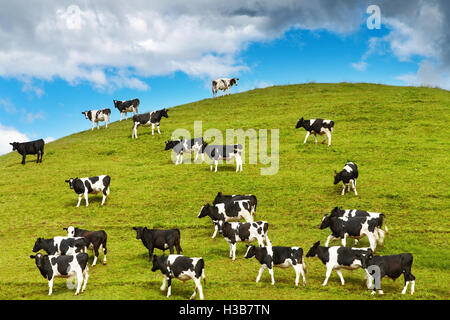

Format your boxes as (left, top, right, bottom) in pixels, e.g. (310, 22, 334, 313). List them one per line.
(330, 206, 388, 244)
(164, 137, 205, 165)
(9, 139, 44, 165)
(244, 245, 307, 286)
(64, 226, 108, 266)
(319, 214, 383, 251)
(296, 118, 334, 147)
(30, 252, 89, 296)
(32, 236, 88, 256)
(198, 201, 256, 238)
(334, 162, 359, 195)
(132, 227, 182, 261)
(306, 241, 371, 286)
(82, 109, 111, 130)
(361, 252, 416, 295)
(151, 254, 206, 300)
(216, 221, 271, 261)
(65, 175, 111, 207)
(212, 192, 257, 211)
(212, 78, 239, 97)
(200, 142, 243, 172)
(113, 98, 140, 121)
(131, 108, 168, 138)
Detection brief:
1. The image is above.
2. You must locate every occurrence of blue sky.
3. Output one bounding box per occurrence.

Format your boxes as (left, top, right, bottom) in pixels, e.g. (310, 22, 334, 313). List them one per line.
(0, 1, 448, 155)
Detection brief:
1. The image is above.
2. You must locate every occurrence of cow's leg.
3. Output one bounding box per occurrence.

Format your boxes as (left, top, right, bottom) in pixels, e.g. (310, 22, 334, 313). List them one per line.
(368, 234, 377, 252)
(326, 131, 332, 146)
(341, 183, 346, 195)
(101, 193, 107, 206)
(81, 268, 89, 292)
(336, 269, 345, 285)
(21, 154, 26, 165)
(256, 265, 266, 283)
(325, 234, 336, 247)
(92, 246, 99, 266)
(125, 113, 128, 120)
(160, 275, 167, 291)
(166, 277, 172, 298)
(293, 263, 301, 286)
(268, 266, 275, 285)
(120, 112, 123, 121)
(74, 271, 83, 295)
(97, 121, 100, 130)
(157, 124, 161, 134)
(91, 121, 95, 131)
(230, 242, 237, 260)
(84, 192, 89, 207)
(151, 123, 155, 135)
(352, 180, 358, 195)
(264, 235, 272, 247)
(211, 224, 218, 239)
(214, 160, 218, 172)
(303, 132, 310, 144)
(341, 234, 347, 247)
(76, 194, 83, 207)
(190, 278, 203, 300)
(322, 266, 333, 286)
(377, 228, 385, 245)
(314, 134, 318, 144)
(299, 263, 307, 286)
(48, 277, 54, 295)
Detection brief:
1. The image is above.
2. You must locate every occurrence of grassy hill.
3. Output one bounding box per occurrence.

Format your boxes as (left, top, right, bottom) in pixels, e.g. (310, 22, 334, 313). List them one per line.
(0, 83, 449, 300)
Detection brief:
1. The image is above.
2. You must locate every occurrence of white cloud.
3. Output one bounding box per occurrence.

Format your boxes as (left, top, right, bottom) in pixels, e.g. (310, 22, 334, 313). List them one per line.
(351, 61, 367, 71)
(0, 123, 30, 155)
(44, 136, 56, 143)
(396, 60, 450, 90)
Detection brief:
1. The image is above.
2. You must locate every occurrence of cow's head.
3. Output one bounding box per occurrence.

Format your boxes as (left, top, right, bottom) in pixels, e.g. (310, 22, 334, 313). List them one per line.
(306, 241, 321, 258)
(32, 238, 44, 253)
(333, 170, 342, 185)
(161, 108, 169, 118)
(296, 117, 306, 129)
(65, 178, 78, 189)
(164, 140, 180, 151)
(30, 252, 45, 267)
(132, 226, 146, 239)
(113, 100, 121, 109)
(244, 245, 256, 259)
(151, 255, 164, 272)
(330, 206, 344, 217)
(81, 111, 90, 119)
(197, 204, 212, 218)
(9, 142, 20, 151)
(63, 226, 76, 237)
(319, 214, 331, 229)
(357, 249, 374, 269)
(231, 78, 239, 86)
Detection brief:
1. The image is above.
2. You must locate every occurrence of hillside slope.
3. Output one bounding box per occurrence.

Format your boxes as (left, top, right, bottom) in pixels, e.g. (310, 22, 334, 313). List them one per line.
(0, 83, 449, 300)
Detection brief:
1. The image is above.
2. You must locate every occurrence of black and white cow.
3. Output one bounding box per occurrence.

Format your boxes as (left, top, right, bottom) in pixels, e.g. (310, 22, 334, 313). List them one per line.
(9, 139, 44, 165)
(64, 226, 108, 266)
(212, 78, 239, 97)
(113, 98, 140, 121)
(200, 142, 243, 172)
(306, 241, 371, 286)
(361, 252, 416, 295)
(244, 245, 307, 286)
(82, 109, 111, 130)
(32, 236, 88, 256)
(131, 108, 168, 138)
(320, 214, 383, 251)
(216, 221, 271, 261)
(212, 192, 257, 211)
(164, 137, 205, 164)
(65, 175, 111, 207)
(30, 252, 89, 296)
(330, 206, 388, 243)
(133, 227, 183, 261)
(296, 118, 334, 147)
(198, 200, 256, 238)
(334, 162, 359, 195)
(151, 254, 206, 300)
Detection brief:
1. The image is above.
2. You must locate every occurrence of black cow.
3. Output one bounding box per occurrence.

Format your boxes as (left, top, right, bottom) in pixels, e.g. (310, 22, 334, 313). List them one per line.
(131, 108, 168, 138)
(151, 254, 206, 300)
(334, 162, 359, 195)
(64, 226, 108, 266)
(200, 142, 243, 172)
(296, 118, 334, 146)
(164, 137, 205, 164)
(65, 175, 111, 207)
(32, 236, 88, 256)
(319, 214, 383, 251)
(30, 252, 89, 295)
(9, 139, 44, 165)
(306, 241, 371, 286)
(133, 227, 182, 260)
(361, 252, 416, 295)
(113, 98, 140, 121)
(244, 245, 307, 286)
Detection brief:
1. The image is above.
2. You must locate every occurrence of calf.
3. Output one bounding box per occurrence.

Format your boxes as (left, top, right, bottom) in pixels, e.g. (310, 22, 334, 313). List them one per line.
(65, 175, 111, 207)
(361, 252, 416, 295)
(133, 227, 182, 260)
(244, 245, 307, 286)
(82, 109, 111, 130)
(131, 108, 168, 138)
(64, 226, 107, 266)
(320, 214, 383, 251)
(113, 98, 140, 121)
(198, 200, 256, 238)
(212, 78, 239, 97)
(32, 236, 88, 256)
(334, 162, 358, 195)
(9, 139, 44, 165)
(164, 137, 205, 164)
(200, 142, 243, 172)
(216, 221, 271, 261)
(151, 254, 206, 300)
(296, 117, 334, 147)
(212, 192, 257, 211)
(30, 252, 89, 295)
(306, 241, 371, 286)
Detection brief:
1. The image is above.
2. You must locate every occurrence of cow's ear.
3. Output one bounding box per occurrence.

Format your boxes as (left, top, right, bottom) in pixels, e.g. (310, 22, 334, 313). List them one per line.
(63, 227, 67, 231)
(30, 255, 36, 259)
(132, 227, 137, 230)
(143, 227, 148, 231)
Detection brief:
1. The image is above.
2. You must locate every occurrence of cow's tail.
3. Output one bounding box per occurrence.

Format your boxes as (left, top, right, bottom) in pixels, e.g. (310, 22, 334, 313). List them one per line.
(378, 213, 389, 233)
(298, 248, 306, 274)
(175, 228, 183, 253)
(102, 231, 108, 256)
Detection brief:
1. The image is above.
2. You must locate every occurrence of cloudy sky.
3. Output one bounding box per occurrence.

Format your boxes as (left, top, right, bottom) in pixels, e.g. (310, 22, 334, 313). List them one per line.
(0, 0, 449, 154)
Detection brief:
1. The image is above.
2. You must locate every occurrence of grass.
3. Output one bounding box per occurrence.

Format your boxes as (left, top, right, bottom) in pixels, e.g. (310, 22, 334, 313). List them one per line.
(0, 83, 449, 300)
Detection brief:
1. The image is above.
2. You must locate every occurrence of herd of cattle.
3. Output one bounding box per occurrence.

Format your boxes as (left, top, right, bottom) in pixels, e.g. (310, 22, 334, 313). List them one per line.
(11, 78, 416, 299)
